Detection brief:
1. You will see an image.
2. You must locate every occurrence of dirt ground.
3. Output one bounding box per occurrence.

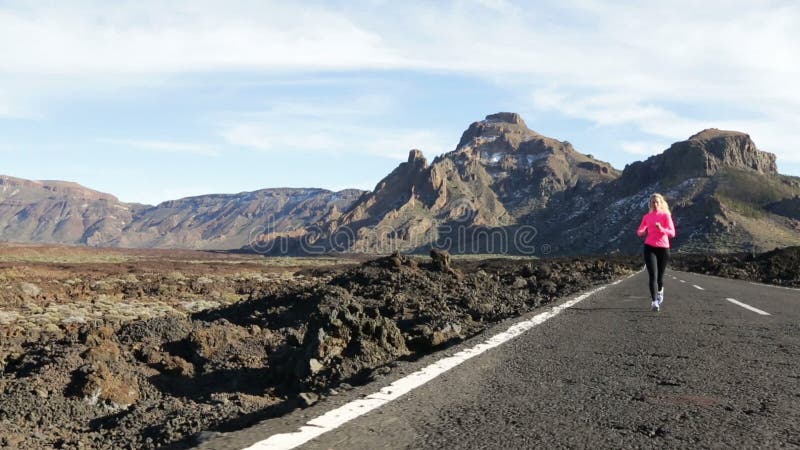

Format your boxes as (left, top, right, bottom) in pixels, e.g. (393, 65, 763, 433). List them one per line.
(0, 245, 641, 449)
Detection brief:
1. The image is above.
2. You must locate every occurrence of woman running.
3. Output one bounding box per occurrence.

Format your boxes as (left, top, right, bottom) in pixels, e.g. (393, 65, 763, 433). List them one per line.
(637, 193, 676, 311)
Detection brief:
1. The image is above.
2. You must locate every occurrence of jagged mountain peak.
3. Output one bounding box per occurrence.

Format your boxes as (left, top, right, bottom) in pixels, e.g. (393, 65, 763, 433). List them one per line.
(407, 149, 428, 168)
(484, 112, 527, 126)
(451, 113, 618, 189)
(682, 128, 775, 174)
(457, 112, 542, 151)
(687, 128, 749, 142)
(620, 128, 778, 191)
(454, 112, 606, 167)
(323, 113, 621, 253)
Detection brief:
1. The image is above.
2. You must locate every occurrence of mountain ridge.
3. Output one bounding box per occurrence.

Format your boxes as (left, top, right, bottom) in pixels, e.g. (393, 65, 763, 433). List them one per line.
(295, 113, 798, 256)
(1, 113, 798, 254)
(0, 177, 365, 250)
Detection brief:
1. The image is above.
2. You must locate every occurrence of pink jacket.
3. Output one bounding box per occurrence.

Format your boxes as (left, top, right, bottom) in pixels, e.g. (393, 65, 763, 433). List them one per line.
(637, 211, 676, 248)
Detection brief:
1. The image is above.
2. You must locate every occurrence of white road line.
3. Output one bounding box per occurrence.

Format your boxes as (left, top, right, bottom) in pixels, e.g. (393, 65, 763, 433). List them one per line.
(679, 280, 686, 283)
(241, 273, 638, 450)
(726, 298, 771, 316)
(749, 281, 800, 292)
(678, 271, 800, 292)
(693, 285, 705, 291)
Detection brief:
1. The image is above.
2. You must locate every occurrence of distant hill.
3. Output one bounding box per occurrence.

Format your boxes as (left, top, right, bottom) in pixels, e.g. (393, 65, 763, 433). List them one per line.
(0, 177, 364, 250)
(0, 175, 139, 247)
(2, 113, 798, 255)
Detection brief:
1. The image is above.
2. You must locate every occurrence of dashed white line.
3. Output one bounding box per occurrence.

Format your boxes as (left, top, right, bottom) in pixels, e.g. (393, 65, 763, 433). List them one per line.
(726, 298, 771, 316)
(748, 281, 800, 292)
(693, 285, 705, 291)
(684, 271, 800, 292)
(241, 273, 638, 450)
(679, 279, 686, 283)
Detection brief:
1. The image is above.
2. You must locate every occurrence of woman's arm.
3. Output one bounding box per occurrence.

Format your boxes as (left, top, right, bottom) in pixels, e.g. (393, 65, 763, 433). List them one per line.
(664, 214, 676, 238)
(636, 216, 648, 237)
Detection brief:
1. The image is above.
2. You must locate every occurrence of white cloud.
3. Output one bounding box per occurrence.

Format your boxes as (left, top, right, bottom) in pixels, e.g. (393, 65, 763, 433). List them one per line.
(1, 0, 799, 166)
(0, 2, 402, 75)
(217, 94, 450, 160)
(224, 95, 397, 120)
(2, 1, 798, 95)
(468, 0, 514, 12)
(221, 120, 448, 160)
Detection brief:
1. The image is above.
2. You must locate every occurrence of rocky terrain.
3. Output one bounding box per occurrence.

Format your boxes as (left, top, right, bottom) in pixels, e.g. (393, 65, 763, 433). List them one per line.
(0, 245, 349, 340)
(2, 113, 799, 256)
(0, 248, 639, 449)
(672, 246, 800, 288)
(0, 178, 363, 250)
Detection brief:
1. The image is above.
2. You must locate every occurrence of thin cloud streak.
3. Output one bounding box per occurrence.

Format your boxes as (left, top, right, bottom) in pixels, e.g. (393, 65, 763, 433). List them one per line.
(0, 2, 403, 75)
(215, 95, 451, 160)
(97, 138, 221, 157)
(221, 121, 448, 161)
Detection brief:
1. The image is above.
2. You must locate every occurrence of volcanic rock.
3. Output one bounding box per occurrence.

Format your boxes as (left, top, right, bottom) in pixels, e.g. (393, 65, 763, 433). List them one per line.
(430, 249, 453, 273)
(0, 254, 641, 449)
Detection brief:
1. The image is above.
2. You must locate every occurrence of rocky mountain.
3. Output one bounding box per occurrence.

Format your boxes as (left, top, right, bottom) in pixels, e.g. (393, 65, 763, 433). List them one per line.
(0, 176, 142, 246)
(288, 116, 800, 256)
(118, 189, 363, 250)
(535, 128, 800, 255)
(615, 129, 778, 195)
(307, 113, 619, 254)
(2, 113, 798, 255)
(0, 177, 363, 250)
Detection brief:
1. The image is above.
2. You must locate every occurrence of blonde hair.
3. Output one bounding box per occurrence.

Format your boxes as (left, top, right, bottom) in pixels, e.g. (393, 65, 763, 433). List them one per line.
(649, 193, 671, 213)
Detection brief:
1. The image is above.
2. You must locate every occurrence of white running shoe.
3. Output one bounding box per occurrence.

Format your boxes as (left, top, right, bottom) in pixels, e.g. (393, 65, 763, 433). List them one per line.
(651, 301, 660, 312)
(657, 289, 664, 306)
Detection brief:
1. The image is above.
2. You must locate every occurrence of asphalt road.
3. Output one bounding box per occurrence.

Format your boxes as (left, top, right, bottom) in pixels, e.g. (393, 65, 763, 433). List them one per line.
(198, 270, 800, 450)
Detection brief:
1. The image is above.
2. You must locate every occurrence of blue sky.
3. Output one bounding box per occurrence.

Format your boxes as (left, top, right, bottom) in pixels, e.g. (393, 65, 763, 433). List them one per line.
(1, 0, 799, 205)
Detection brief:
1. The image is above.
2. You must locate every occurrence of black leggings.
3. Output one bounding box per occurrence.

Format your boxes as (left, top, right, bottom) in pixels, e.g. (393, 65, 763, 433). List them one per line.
(644, 245, 670, 301)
